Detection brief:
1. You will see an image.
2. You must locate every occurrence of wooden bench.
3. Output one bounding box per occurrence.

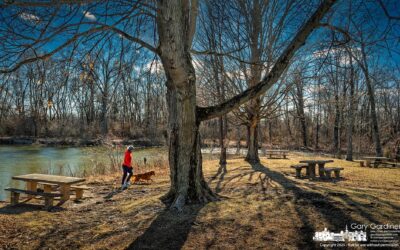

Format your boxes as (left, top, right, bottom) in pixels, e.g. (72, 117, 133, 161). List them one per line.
(323, 167, 344, 179)
(354, 160, 364, 167)
(290, 164, 308, 178)
(380, 162, 397, 167)
(71, 185, 90, 200)
(265, 150, 289, 159)
(38, 183, 90, 200)
(4, 188, 62, 209)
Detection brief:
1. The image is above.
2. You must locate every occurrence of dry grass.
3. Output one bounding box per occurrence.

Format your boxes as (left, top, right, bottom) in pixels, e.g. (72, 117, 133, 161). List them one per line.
(0, 153, 399, 249)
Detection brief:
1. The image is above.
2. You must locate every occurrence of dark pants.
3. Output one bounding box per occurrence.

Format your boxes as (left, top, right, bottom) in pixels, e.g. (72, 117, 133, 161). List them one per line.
(122, 165, 133, 185)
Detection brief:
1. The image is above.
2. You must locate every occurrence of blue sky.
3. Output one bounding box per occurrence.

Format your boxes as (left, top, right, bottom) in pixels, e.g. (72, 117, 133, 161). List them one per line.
(0, 0, 399, 74)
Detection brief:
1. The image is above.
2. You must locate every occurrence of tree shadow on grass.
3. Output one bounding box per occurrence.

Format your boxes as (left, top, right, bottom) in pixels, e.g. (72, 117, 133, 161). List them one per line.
(127, 204, 203, 250)
(0, 202, 65, 214)
(250, 162, 367, 249)
(208, 164, 228, 193)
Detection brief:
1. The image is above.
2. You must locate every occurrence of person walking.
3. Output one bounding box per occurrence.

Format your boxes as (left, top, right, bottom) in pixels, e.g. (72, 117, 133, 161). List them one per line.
(121, 145, 134, 190)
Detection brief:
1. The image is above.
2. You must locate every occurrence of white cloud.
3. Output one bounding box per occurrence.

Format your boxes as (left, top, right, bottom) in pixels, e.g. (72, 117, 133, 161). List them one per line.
(83, 11, 96, 21)
(312, 47, 361, 66)
(144, 60, 163, 75)
(19, 12, 40, 23)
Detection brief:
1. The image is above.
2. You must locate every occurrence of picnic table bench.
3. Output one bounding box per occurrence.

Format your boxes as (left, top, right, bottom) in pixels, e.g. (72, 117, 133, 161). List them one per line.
(323, 167, 344, 179)
(362, 157, 392, 168)
(264, 150, 289, 159)
(5, 174, 85, 209)
(290, 164, 308, 178)
(4, 188, 62, 209)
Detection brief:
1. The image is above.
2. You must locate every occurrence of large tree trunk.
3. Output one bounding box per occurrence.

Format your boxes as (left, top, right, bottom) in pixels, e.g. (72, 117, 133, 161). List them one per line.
(244, 1, 262, 163)
(157, 0, 217, 210)
(163, 85, 217, 210)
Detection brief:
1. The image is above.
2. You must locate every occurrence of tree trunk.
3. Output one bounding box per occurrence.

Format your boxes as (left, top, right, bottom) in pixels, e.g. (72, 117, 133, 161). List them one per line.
(157, 0, 217, 210)
(295, 80, 308, 148)
(360, 46, 383, 157)
(245, 119, 259, 163)
(346, 56, 355, 161)
(162, 84, 217, 210)
(236, 126, 241, 154)
(333, 91, 340, 154)
(365, 75, 383, 156)
(349, 43, 383, 157)
(100, 87, 108, 135)
(219, 115, 227, 166)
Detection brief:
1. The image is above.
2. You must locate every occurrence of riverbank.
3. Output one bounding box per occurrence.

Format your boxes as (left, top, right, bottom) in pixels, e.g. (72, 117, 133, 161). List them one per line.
(0, 136, 164, 147)
(1, 155, 399, 249)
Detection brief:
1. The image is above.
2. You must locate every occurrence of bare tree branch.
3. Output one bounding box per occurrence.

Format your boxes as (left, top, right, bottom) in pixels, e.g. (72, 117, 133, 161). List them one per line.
(377, 0, 400, 21)
(197, 0, 338, 121)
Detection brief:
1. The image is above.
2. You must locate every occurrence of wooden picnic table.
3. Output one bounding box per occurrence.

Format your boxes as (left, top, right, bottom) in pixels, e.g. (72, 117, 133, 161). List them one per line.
(362, 157, 389, 168)
(12, 174, 85, 201)
(299, 160, 334, 178)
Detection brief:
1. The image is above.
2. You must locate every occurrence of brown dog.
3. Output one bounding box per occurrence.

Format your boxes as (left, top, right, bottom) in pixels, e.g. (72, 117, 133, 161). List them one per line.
(132, 171, 155, 184)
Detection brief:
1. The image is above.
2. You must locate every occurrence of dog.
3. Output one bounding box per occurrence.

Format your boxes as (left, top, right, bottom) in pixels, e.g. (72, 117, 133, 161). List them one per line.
(132, 171, 155, 184)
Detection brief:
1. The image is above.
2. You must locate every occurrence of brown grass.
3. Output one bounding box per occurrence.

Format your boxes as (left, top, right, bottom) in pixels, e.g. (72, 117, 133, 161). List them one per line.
(0, 153, 399, 249)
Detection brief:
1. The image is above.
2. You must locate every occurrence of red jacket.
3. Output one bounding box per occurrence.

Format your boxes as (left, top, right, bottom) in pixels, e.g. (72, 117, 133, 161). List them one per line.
(123, 150, 132, 167)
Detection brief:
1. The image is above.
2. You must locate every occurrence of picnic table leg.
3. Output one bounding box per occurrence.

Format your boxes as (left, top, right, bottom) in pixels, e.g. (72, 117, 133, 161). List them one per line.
(44, 197, 54, 209)
(365, 160, 371, 167)
(26, 181, 38, 198)
(318, 163, 326, 177)
(60, 184, 70, 201)
(295, 168, 301, 178)
(309, 163, 316, 179)
(10, 192, 20, 205)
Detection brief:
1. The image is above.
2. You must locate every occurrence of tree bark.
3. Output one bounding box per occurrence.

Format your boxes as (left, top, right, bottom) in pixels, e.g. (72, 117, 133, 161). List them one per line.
(245, 121, 259, 163)
(163, 85, 217, 210)
(295, 78, 308, 148)
(157, 0, 217, 210)
(346, 56, 355, 161)
(348, 43, 383, 157)
(219, 115, 227, 165)
(333, 86, 340, 154)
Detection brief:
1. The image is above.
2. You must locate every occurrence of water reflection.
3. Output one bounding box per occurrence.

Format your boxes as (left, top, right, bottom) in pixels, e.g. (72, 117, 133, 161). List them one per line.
(0, 145, 166, 201)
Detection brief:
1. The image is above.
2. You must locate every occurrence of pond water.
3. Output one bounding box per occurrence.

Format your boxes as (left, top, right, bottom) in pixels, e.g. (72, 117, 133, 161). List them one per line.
(0, 145, 167, 201)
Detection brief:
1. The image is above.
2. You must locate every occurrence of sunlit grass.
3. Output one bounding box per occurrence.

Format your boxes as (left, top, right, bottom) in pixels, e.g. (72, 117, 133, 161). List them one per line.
(1, 152, 399, 249)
